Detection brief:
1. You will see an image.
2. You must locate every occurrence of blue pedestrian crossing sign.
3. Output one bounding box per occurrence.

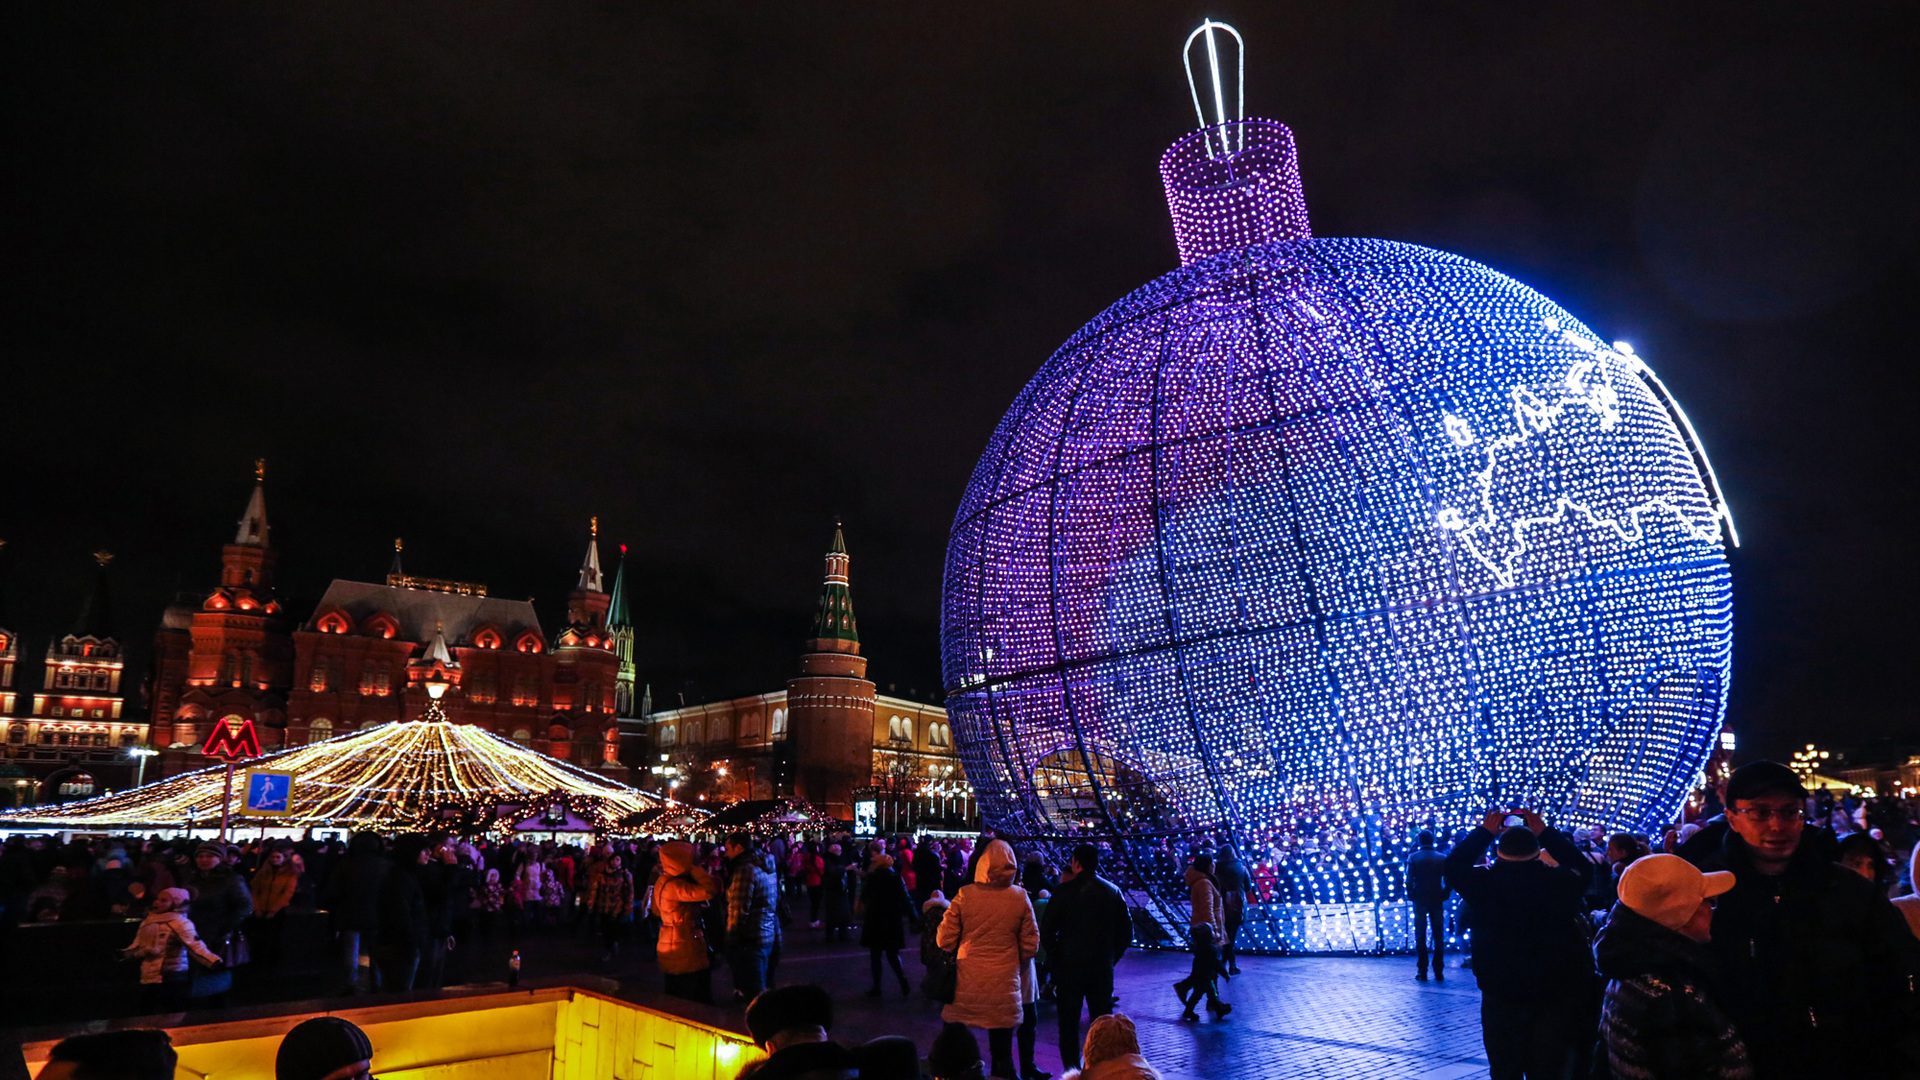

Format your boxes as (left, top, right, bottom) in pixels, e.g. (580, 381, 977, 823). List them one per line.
(242, 770, 296, 816)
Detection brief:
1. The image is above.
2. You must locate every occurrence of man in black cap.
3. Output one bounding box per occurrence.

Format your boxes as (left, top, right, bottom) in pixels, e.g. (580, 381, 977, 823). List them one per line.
(1686, 760, 1920, 1078)
(740, 984, 855, 1080)
(1040, 843, 1131, 1072)
(1444, 807, 1595, 1080)
(275, 1016, 374, 1080)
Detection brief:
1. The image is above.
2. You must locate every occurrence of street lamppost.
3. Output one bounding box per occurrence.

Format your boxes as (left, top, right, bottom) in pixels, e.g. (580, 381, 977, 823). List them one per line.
(127, 745, 159, 788)
(1791, 742, 1830, 784)
(422, 672, 451, 722)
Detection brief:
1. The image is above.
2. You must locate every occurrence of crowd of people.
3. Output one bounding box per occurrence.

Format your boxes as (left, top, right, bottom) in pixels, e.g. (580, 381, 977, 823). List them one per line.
(11, 762, 1920, 1080)
(1415, 761, 1920, 1079)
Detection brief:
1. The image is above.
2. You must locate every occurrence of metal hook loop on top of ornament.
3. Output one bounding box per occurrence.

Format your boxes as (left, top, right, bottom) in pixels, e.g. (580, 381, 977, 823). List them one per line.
(1183, 18, 1245, 158)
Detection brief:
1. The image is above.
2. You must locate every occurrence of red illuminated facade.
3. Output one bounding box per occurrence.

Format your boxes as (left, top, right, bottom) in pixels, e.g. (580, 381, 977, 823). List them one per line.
(149, 467, 296, 755)
(146, 471, 628, 781)
(284, 529, 622, 774)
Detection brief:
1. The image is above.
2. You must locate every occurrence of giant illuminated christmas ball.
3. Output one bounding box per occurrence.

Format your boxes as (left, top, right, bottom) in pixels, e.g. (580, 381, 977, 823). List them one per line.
(940, 115, 1736, 950)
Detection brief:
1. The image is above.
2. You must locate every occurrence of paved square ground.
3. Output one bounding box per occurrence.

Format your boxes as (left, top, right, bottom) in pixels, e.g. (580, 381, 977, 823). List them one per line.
(648, 932, 1491, 1080)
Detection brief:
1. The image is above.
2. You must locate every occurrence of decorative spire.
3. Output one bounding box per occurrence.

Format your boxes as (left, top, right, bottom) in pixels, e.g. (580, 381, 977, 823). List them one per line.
(234, 461, 270, 547)
(606, 544, 632, 629)
(76, 551, 116, 640)
(808, 520, 859, 649)
(389, 537, 404, 579)
(576, 519, 603, 593)
(424, 622, 456, 667)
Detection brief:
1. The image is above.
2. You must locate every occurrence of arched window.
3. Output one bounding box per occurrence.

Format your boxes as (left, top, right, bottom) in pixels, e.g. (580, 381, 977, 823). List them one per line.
(604, 726, 620, 764)
(686, 719, 704, 745)
(711, 715, 731, 742)
(308, 718, 333, 744)
(742, 711, 762, 739)
(310, 658, 330, 692)
(888, 716, 901, 741)
(771, 708, 787, 737)
(659, 724, 677, 748)
(511, 728, 532, 745)
(174, 721, 197, 747)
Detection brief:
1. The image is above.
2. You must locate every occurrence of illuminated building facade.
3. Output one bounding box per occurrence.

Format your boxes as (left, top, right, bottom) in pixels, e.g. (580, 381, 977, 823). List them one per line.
(283, 530, 623, 776)
(144, 473, 628, 780)
(149, 466, 295, 756)
(940, 25, 1735, 950)
(1, 553, 150, 804)
(644, 526, 972, 827)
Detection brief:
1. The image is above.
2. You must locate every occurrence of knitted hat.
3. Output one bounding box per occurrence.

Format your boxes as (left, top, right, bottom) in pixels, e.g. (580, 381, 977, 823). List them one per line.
(194, 842, 226, 859)
(275, 1017, 374, 1080)
(1617, 854, 1735, 933)
(153, 887, 191, 913)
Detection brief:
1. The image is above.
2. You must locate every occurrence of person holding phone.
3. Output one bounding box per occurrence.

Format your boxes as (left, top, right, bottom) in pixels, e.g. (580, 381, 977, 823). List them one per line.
(1444, 807, 1596, 1080)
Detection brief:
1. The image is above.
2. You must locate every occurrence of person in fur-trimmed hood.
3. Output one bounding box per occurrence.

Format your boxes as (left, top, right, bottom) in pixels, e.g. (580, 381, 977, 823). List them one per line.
(123, 887, 223, 1013)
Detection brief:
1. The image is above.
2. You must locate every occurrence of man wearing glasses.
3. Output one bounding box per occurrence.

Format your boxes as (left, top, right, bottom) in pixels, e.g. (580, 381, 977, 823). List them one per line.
(1688, 760, 1920, 1079)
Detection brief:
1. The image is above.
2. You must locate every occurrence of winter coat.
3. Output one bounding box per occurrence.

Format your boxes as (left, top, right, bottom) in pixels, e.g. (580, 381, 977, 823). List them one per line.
(858, 865, 913, 952)
(421, 860, 469, 937)
(250, 863, 299, 917)
(654, 841, 717, 975)
(185, 868, 252, 948)
(1688, 829, 1920, 1078)
(937, 840, 1039, 1030)
(125, 905, 222, 984)
(592, 868, 635, 919)
(726, 852, 780, 951)
(376, 864, 430, 952)
(1593, 904, 1751, 1080)
(473, 870, 505, 913)
(920, 897, 951, 968)
(1405, 849, 1448, 905)
(1041, 871, 1131, 987)
(912, 845, 944, 895)
(1213, 853, 1252, 899)
(1184, 867, 1224, 938)
(1443, 826, 1594, 997)
(324, 840, 389, 933)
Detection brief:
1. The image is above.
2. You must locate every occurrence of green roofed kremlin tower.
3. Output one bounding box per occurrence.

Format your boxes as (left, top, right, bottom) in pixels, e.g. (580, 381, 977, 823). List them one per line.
(785, 522, 875, 815)
(641, 521, 975, 830)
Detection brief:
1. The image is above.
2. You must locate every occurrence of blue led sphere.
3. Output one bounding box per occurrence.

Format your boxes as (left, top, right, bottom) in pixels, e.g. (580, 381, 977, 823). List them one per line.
(940, 119, 1735, 952)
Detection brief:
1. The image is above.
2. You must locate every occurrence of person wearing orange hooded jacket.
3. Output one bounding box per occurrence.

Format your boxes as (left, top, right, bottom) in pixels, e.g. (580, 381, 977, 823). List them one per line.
(652, 840, 720, 1003)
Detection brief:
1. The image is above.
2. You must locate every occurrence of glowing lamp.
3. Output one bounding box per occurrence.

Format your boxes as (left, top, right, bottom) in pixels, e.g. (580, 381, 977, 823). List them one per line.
(424, 673, 450, 700)
(938, 21, 1736, 952)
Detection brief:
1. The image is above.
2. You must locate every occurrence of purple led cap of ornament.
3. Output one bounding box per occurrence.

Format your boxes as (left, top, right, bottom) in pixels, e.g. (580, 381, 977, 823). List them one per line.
(1160, 119, 1311, 265)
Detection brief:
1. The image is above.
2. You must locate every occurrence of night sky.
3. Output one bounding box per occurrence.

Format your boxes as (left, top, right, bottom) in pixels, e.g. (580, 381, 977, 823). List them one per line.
(4, 5, 1915, 760)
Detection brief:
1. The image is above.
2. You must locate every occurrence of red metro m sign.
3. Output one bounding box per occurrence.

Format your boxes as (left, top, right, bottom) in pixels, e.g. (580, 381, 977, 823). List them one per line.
(201, 715, 263, 762)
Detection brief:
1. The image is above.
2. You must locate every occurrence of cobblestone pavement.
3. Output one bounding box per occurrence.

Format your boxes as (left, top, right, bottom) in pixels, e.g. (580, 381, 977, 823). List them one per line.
(609, 930, 1492, 1080)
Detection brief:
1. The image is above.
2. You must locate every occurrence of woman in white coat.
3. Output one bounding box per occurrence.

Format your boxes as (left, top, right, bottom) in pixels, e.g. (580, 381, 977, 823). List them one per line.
(937, 839, 1040, 1080)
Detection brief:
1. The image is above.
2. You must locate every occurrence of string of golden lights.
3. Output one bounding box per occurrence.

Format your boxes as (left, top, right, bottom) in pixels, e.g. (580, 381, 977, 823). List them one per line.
(0, 721, 667, 829)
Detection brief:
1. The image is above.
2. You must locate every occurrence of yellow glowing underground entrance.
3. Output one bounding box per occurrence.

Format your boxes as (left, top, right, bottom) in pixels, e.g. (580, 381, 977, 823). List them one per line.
(22, 986, 762, 1080)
